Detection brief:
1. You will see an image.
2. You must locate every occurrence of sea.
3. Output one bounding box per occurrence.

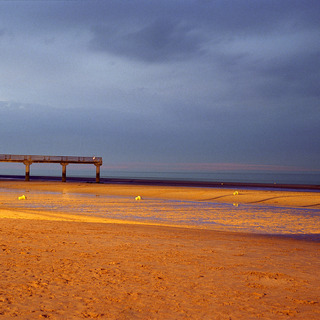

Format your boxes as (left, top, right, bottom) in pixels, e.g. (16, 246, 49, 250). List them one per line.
(100, 170, 320, 186)
(0, 167, 319, 189)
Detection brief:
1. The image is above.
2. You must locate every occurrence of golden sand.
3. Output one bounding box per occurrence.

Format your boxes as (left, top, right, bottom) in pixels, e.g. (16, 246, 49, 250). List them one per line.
(0, 181, 320, 319)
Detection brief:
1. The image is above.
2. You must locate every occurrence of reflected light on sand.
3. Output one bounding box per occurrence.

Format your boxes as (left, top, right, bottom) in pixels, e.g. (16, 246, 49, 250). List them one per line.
(2, 190, 319, 237)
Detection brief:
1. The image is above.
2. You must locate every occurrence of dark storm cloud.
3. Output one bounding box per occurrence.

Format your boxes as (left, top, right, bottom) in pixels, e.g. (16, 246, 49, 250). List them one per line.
(2, 101, 318, 168)
(2, 1, 320, 40)
(0, 102, 178, 161)
(1, 1, 320, 171)
(86, 0, 320, 62)
(254, 51, 320, 99)
(91, 19, 205, 63)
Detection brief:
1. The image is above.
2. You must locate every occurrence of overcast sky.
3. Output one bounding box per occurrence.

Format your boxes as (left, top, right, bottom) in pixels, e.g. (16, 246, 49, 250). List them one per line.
(0, 0, 319, 173)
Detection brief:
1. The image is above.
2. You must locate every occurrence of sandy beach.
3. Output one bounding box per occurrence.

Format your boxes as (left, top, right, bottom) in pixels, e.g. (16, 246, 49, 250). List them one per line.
(1, 180, 320, 319)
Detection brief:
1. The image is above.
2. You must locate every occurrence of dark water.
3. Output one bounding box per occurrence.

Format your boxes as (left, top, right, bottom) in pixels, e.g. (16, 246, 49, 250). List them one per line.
(0, 168, 319, 191)
(101, 170, 320, 186)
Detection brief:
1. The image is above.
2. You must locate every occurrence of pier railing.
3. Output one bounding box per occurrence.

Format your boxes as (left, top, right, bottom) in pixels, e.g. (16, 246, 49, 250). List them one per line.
(0, 154, 103, 182)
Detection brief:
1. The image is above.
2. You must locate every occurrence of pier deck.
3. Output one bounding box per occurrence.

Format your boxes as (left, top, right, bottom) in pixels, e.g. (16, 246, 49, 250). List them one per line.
(0, 154, 102, 182)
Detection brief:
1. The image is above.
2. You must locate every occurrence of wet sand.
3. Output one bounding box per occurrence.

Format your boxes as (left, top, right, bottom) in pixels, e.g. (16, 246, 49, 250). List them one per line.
(1, 181, 320, 319)
(1, 180, 320, 207)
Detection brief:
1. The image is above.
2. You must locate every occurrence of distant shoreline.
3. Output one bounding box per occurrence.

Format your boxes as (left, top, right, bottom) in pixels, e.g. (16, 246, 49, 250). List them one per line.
(0, 174, 319, 191)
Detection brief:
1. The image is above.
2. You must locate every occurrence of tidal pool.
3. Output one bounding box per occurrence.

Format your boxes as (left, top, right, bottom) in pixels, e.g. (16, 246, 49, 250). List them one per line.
(2, 190, 319, 238)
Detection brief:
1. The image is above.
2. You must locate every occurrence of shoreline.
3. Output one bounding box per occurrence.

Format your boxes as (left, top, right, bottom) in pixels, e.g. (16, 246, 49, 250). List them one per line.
(1, 179, 320, 209)
(1, 174, 319, 191)
(1, 180, 320, 239)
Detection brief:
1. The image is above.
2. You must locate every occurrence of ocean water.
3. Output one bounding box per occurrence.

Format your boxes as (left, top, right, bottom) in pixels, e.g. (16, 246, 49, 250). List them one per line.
(0, 163, 319, 186)
(101, 170, 320, 186)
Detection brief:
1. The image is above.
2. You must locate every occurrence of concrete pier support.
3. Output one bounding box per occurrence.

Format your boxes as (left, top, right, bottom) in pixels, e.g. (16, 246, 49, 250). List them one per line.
(23, 161, 31, 181)
(61, 163, 68, 182)
(95, 164, 101, 183)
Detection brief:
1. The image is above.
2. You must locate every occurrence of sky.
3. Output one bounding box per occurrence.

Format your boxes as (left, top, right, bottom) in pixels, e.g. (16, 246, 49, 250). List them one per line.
(0, 0, 319, 174)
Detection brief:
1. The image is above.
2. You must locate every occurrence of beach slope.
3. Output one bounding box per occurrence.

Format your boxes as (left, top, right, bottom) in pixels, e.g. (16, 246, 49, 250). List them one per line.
(0, 181, 319, 319)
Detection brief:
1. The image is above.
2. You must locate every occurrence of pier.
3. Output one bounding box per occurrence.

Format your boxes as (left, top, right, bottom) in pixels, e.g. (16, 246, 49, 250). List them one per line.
(0, 154, 103, 182)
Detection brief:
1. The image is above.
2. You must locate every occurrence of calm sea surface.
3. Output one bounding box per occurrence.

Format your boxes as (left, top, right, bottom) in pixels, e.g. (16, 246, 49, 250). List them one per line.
(101, 171, 320, 186)
(1, 166, 319, 186)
